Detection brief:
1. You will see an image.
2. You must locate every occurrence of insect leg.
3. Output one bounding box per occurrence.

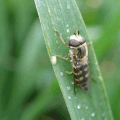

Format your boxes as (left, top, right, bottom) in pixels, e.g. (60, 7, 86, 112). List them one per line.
(51, 54, 70, 60)
(87, 42, 92, 46)
(91, 74, 97, 82)
(55, 30, 69, 47)
(66, 71, 73, 74)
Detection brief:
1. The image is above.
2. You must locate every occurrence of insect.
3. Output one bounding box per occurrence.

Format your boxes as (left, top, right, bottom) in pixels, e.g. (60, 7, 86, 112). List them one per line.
(52, 29, 93, 94)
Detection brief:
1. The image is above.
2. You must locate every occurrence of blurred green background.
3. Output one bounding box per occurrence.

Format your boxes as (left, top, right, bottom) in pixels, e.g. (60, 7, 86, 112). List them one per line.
(0, 0, 119, 120)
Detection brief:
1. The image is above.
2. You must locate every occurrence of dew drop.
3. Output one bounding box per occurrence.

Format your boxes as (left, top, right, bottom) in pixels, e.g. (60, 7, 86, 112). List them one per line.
(56, 40, 59, 44)
(102, 112, 105, 116)
(48, 8, 50, 13)
(67, 5, 70, 9)
(66, 24, 69, 27)
(77, 104, 81, 109)
(81, 118, 85, 120)
(51, 56, 57, 65)
(68, 96, 71, 99)
(91, 112, 95, 117)
(71, 81, 74, 84)
(85, 106, 88, 109)
(60, 72, 63, 76)
(67, 86, 71, 90)
(67, 29, 70, 33)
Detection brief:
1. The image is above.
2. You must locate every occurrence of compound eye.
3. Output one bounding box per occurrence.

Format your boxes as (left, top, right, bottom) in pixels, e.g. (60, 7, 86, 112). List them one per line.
(69, 39, 80, 47)
(81, 36, 86, 43)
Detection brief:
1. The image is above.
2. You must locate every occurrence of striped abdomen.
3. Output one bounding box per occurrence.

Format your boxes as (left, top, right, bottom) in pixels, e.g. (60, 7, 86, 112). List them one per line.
(72, 58, 90, 92)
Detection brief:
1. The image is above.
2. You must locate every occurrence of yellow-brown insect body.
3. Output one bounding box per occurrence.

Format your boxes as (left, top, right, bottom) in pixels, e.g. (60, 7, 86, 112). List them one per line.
(69, 33, 90, 92)
(52, 30, 92, 94)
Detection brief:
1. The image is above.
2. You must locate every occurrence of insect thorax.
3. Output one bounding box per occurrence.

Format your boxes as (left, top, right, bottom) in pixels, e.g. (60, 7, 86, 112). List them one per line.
(69, 42, 88, 63)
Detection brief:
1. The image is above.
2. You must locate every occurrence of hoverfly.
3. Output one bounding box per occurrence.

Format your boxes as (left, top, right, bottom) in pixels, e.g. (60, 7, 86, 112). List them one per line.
(52, 29, 94, 94)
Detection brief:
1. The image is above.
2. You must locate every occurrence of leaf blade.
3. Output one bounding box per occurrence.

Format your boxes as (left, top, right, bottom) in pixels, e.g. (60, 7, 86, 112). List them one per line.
(34, 0, 114, 120)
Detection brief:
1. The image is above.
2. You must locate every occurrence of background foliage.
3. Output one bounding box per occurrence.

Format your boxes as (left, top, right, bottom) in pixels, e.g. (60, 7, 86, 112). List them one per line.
(0, 0, 119, 120)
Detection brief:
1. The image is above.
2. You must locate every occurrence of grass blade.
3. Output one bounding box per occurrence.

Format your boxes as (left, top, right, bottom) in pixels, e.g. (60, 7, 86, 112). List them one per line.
(34, 0, 113, 119)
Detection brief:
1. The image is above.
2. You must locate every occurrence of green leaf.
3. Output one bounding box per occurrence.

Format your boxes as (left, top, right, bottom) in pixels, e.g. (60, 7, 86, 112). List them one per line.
(34, 0, 113, 120)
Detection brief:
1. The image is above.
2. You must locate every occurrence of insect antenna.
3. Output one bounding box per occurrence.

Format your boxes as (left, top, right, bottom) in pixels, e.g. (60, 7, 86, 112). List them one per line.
(76, 27, 78, 35)
(76, 27, 80, 35)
